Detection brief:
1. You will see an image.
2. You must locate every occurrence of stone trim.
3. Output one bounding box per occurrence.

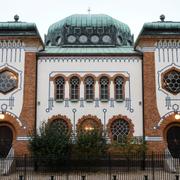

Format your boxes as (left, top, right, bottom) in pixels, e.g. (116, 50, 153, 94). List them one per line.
(107, 114, 134, 141)
(50, 74, 68, 81)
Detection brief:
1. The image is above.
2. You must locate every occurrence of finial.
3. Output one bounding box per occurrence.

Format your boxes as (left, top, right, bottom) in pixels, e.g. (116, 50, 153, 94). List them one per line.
(14, 15, 19, 22)
(88, 7, 91, 15)
(160, 14, 165, 22)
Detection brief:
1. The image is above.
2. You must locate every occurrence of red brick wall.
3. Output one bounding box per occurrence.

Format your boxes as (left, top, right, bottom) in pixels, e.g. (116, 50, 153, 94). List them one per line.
(143, 52, 166, 152)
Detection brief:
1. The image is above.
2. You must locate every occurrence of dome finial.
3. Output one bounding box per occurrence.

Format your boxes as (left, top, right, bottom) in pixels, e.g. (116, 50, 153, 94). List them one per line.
(88, 7, 91, 15)
(160, 14, 165, 22)
(14, 14, 19, 22)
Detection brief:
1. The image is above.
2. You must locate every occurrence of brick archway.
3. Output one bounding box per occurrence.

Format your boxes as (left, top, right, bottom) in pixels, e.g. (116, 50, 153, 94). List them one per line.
(77, 115, 103, 132)
(48, 114, 72, 134)
(158, 112, 180, 148)
(0, 113, 28, 156)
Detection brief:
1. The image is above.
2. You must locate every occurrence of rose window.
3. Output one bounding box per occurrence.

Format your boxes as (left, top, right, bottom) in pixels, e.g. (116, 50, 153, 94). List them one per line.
(110, 119, 130, 143)
(0, 70, 17, 94)
(163, 70, 180, 94)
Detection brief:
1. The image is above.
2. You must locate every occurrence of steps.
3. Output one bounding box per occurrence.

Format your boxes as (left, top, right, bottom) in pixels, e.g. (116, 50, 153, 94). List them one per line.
(0, 147, 14, 175)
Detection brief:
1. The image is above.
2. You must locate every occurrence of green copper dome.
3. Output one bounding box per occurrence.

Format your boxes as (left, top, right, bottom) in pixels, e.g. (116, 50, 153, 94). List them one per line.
(45, 14, 133, 47)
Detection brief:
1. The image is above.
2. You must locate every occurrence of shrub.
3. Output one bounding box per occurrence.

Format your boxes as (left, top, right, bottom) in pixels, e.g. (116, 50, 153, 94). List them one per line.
(74, 130, 107, 159)
(29, 121, 70, 159)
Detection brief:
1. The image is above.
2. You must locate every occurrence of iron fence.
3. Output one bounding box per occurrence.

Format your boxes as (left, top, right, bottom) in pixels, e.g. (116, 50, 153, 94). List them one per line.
(0, 153, 180, 180)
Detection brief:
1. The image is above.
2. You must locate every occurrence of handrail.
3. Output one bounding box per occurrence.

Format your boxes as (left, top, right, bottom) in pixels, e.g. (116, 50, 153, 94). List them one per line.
(0, 147, 14, 175)
(164, 148, 176, 172)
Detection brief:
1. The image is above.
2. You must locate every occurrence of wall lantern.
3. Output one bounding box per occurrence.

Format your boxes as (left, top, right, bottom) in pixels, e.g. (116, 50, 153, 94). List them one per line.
(175, 113, 180, 120)
(84, 126, 94, 131)
(0, 113, 5, 119)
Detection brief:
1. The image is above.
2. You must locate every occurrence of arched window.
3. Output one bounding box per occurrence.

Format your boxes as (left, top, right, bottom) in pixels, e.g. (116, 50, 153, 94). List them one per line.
(110, 119, 130, 143)
(84, 76, 95, 101)
(100, 76, 109, 101)
(114, 76, 124, 101)
(50, 119, 69, 134)
(70, 76, 80, 100)
(55, 76, 65, 101)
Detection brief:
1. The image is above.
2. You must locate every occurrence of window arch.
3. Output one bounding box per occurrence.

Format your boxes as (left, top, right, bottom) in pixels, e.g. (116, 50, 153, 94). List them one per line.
(99, 76, 109, 101)
(108, 115, 134, 143)
(110, 119, 130, 143)
(114, 76, 124, 101)
(84, 76, 95, 101)
(55, 76, 65, 100)
(77, 115, 103, 132)
(70, 76, 80, 100)
(50, 119, 69, 134)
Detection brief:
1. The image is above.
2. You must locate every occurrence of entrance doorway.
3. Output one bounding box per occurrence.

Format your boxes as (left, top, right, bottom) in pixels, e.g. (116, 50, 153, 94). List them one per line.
(0, 126, 13, 158)
(167, 126, 180, 157)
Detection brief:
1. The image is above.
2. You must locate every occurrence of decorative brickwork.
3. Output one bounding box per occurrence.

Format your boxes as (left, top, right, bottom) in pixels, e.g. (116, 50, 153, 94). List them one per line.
(48, 114, 72, 134)
(77, 114, 103, 131)
(107, 114, 134, 141)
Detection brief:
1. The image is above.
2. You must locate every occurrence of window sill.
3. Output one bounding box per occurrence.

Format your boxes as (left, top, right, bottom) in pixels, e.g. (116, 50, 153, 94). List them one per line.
(86, 99, 94, 102)
(71, 99, 79, 102)
(100, 99, 109, 102)
(55, 99, 64, 102)
(116, 99, 124, 102)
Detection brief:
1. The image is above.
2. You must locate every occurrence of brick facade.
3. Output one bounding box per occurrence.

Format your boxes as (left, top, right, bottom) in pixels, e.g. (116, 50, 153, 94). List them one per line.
(0, 51, 37, 156)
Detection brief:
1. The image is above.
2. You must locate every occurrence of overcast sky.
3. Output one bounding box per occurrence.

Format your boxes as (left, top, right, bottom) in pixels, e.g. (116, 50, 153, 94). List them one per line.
(1, 0, 180, 41)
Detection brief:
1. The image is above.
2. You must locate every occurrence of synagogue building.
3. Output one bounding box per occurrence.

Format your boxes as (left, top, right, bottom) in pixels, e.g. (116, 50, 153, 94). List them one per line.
(0, 14, 180, 157)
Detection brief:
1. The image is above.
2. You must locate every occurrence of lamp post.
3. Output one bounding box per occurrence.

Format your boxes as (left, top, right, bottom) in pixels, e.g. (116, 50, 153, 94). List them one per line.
(72, 108, 77, 142)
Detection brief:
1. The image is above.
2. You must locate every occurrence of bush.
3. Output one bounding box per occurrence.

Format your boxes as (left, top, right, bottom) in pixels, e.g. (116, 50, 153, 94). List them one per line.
(29, 121, 70, 159)
(74, 130, 107, 159)
(108, 136, 147, 156)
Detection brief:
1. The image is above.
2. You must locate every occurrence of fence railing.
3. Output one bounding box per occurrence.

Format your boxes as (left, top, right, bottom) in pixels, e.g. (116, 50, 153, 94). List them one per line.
(1, 153, 180, 180)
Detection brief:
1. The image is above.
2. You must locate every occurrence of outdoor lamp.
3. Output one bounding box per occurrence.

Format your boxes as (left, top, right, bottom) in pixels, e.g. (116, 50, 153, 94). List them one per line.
(0, 112, 5, 119)
(175, 113, 180, 120)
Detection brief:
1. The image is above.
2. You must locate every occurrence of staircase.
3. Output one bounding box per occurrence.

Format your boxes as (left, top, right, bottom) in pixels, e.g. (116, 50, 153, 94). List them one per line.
(0, 147, 14, 175)
(164, 148, 176, 173)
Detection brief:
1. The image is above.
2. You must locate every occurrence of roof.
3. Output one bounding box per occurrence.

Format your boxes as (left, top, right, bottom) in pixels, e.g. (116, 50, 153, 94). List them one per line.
(135, 20, 180, 46)
(0, 22, 40, 36)
(38, 46, 140, 56)
(45, 14, 133, 47)
(48, 14, 131, 35)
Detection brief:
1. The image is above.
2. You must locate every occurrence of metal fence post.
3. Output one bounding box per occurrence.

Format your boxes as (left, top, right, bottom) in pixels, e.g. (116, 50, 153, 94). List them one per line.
(50, 175, 54, 180)
(19, 175, 24, 180)
(176, 175, 179, 180)
(81, 175, 86, 180)
(108, 153, 111, 180)
(151, 152, 155, 180)
(24, 155, 27, 180)
(144, 175, 148, 180)
(113, 175, 117, 180)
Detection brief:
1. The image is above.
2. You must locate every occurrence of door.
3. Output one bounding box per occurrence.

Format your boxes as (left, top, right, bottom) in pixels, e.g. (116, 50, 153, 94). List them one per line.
(167, 126, 180, 158)
(0, 126, 13, 158)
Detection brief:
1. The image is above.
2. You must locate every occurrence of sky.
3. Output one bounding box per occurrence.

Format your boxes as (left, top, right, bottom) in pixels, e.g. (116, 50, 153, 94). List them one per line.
(0, 0, 180, 41)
